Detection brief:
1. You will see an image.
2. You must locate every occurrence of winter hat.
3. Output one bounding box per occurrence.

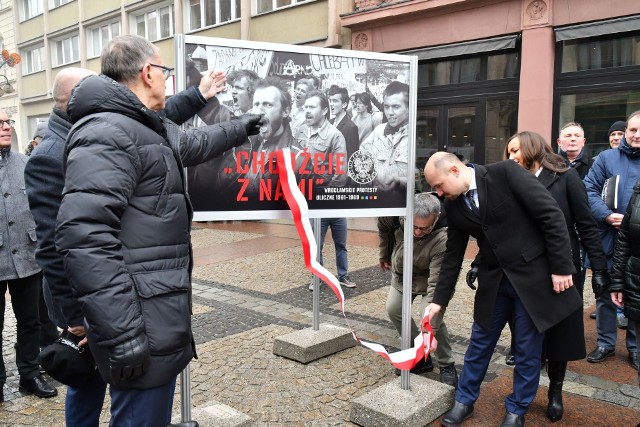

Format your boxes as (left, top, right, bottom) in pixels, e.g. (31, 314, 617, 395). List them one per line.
(33, 120, 48, 139)
(608, 121, 626, 135)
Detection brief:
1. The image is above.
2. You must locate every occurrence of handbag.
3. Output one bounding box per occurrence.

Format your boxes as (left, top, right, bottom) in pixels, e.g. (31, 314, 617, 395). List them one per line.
(38, 330, 97, 388)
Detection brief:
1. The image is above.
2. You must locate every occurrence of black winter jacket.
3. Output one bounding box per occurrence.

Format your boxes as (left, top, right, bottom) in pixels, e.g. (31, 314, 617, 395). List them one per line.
(55, 75, 249, 389)
(610, 180, 640, 322)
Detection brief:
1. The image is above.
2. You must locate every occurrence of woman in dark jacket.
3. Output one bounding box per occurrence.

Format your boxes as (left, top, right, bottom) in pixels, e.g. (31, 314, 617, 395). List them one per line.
(610, 179, 640, 386)
(504, 131, 609, 422)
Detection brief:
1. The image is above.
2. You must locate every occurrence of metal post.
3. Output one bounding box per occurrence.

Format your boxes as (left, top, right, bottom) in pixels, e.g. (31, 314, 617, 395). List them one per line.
(400, 55, 419, 391)
(176, 364, 198, 427)
(312, 217, 321, 331)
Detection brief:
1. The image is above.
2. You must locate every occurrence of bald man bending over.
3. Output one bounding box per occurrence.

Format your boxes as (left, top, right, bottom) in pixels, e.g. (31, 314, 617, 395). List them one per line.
(423, 152, 579, 427)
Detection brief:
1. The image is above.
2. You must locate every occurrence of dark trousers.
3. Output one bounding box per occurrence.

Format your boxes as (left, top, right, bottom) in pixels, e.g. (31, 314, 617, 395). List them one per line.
(109, 377, 176, 427)
(456, 276, 544, 415)
(66, 369, 107, 427)
(0, 273, 42, 384)
(38, 282, 59, 348)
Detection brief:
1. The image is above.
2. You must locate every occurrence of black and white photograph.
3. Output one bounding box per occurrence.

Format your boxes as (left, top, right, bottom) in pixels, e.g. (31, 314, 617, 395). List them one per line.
(178, 36, 415, 220)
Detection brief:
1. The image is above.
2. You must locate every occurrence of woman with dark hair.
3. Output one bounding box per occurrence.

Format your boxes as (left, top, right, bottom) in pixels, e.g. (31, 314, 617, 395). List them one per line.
(351, 92, 382, 143)
(504, 131, 609, 422)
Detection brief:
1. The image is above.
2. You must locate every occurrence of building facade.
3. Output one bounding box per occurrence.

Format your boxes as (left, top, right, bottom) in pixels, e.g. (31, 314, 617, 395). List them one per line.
(342, 0, 640, 168)
(0, 0, 20, 151)
(13, 0, 353, 150)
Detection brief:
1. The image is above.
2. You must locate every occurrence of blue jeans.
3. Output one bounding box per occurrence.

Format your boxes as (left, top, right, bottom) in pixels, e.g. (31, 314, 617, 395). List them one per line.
(109, 378, 176, 427)
(456, 276, 544, 415)
(317, 218, 348, 279)
(596, 291, 637, 352)
(65, 369, 107, 427)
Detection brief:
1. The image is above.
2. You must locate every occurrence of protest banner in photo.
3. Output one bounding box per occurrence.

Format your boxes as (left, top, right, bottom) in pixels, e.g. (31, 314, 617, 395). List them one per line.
(177, 35, 417, 220)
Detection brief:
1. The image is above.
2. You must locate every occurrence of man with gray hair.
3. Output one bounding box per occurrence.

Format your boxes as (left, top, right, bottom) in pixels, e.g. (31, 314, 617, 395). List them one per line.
(377, 192, 457, 387)
(26, 63, 228, 425)
(53, 35, 262, 426)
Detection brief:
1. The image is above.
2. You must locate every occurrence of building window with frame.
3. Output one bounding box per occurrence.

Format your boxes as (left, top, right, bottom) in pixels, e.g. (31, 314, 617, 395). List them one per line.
(18, 0, 43, 21)
(49, 0, 73, 9)
(87, 21, 120, 59)
(187, 0, 240, 31)
(254, 0, 311, 15)
(51, 35, 79, 67)
(132, 4, 173, 42)
(21, 45, 45, 75)
(555, 29, 640, 159)
(561, 33, 640, 73)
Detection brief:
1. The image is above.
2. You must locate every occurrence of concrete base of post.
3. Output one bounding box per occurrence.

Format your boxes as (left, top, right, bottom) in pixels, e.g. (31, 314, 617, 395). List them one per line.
(272, 323, 356, 363)
(171, 401, 251, 427)
(349, 376, 454, 427)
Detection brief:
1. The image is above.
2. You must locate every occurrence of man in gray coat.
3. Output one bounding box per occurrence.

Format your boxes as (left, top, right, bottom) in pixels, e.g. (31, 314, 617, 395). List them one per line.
(0, 108, 57, 402)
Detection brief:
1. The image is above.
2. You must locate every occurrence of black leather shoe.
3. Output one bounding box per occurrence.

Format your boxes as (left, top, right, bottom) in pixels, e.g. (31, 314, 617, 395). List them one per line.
(629, 352, 639, 370)
(439, 364, 458, 388)
(19, 375, 57, 398)
(500, 411, 524, 427)
(395, 355, 434, 376)
(441, 401, 474, 426)
(505, 348, 515, 366)
(586, 346, 615, 363)
(589, 311, 596, 319)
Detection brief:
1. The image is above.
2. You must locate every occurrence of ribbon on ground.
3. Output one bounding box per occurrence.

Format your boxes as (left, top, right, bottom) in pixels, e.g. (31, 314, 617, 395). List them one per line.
(275, 148, 435, 371)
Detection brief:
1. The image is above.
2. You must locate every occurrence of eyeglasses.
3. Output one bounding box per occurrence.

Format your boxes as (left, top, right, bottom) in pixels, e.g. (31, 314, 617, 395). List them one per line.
(143, 63, 174, 81)
(0, 119, 15, 127)
(413, 214, 440, 234)
(413, 223, 437, 233)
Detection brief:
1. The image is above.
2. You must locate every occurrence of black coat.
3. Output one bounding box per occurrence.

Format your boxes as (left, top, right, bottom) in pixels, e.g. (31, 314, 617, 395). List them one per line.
(433, 161, 581, 333)
(25, 86, 211, 329)
(610, 181, 640, 322)
(55, 75, 249, 389)
(537, 168, 608, 360)
(332, 115, 360, 160)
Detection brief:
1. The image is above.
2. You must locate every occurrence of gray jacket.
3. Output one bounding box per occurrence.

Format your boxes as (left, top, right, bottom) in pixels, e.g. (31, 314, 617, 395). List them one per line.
(0, 149, 40, 280)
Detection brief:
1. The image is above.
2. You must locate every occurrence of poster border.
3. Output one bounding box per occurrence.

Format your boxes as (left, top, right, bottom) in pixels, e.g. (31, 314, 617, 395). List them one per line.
(176, 34, 418, 220)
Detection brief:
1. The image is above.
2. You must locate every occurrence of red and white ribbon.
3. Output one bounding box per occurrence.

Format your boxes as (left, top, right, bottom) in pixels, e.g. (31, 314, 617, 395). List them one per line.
(275, 148, 435, 371)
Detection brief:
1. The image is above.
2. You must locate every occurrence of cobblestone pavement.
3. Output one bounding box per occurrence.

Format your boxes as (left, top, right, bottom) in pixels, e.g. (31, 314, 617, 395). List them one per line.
(1, 219, 639, 426)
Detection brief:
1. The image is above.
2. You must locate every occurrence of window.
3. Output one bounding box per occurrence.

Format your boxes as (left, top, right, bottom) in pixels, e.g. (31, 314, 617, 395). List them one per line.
(255, 0, 311, 15)
(561, 34, 640, 73)
(554, 31, 640, 159)
(49, 0, 72, 9)
(18, 0, 43, 21)
(87, 21, 120, 59)
(558, 90, 640, 159)
(51, 35, 79, 67)
(418, 52, 519, 87)
(21, 45, 45, 75)
(132, 5, 173, 42)
(188, 0, 240, 31)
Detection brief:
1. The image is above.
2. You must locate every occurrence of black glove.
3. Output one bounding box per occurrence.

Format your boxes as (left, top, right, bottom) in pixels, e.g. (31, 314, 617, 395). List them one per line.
(592, 270, 610, 297)
(107, 333, 150, 386)
(239, 113, 264, 136)
(466, 265, 478, 290)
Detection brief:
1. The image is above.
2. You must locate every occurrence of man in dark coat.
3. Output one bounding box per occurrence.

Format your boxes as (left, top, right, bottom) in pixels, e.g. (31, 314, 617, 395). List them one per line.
(54, 35, 262, 426)
(327, 85, 359, 160)
(423, 152, 579, 427)
(557, 122, 592, 179)
(25, 65, 228, 425)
